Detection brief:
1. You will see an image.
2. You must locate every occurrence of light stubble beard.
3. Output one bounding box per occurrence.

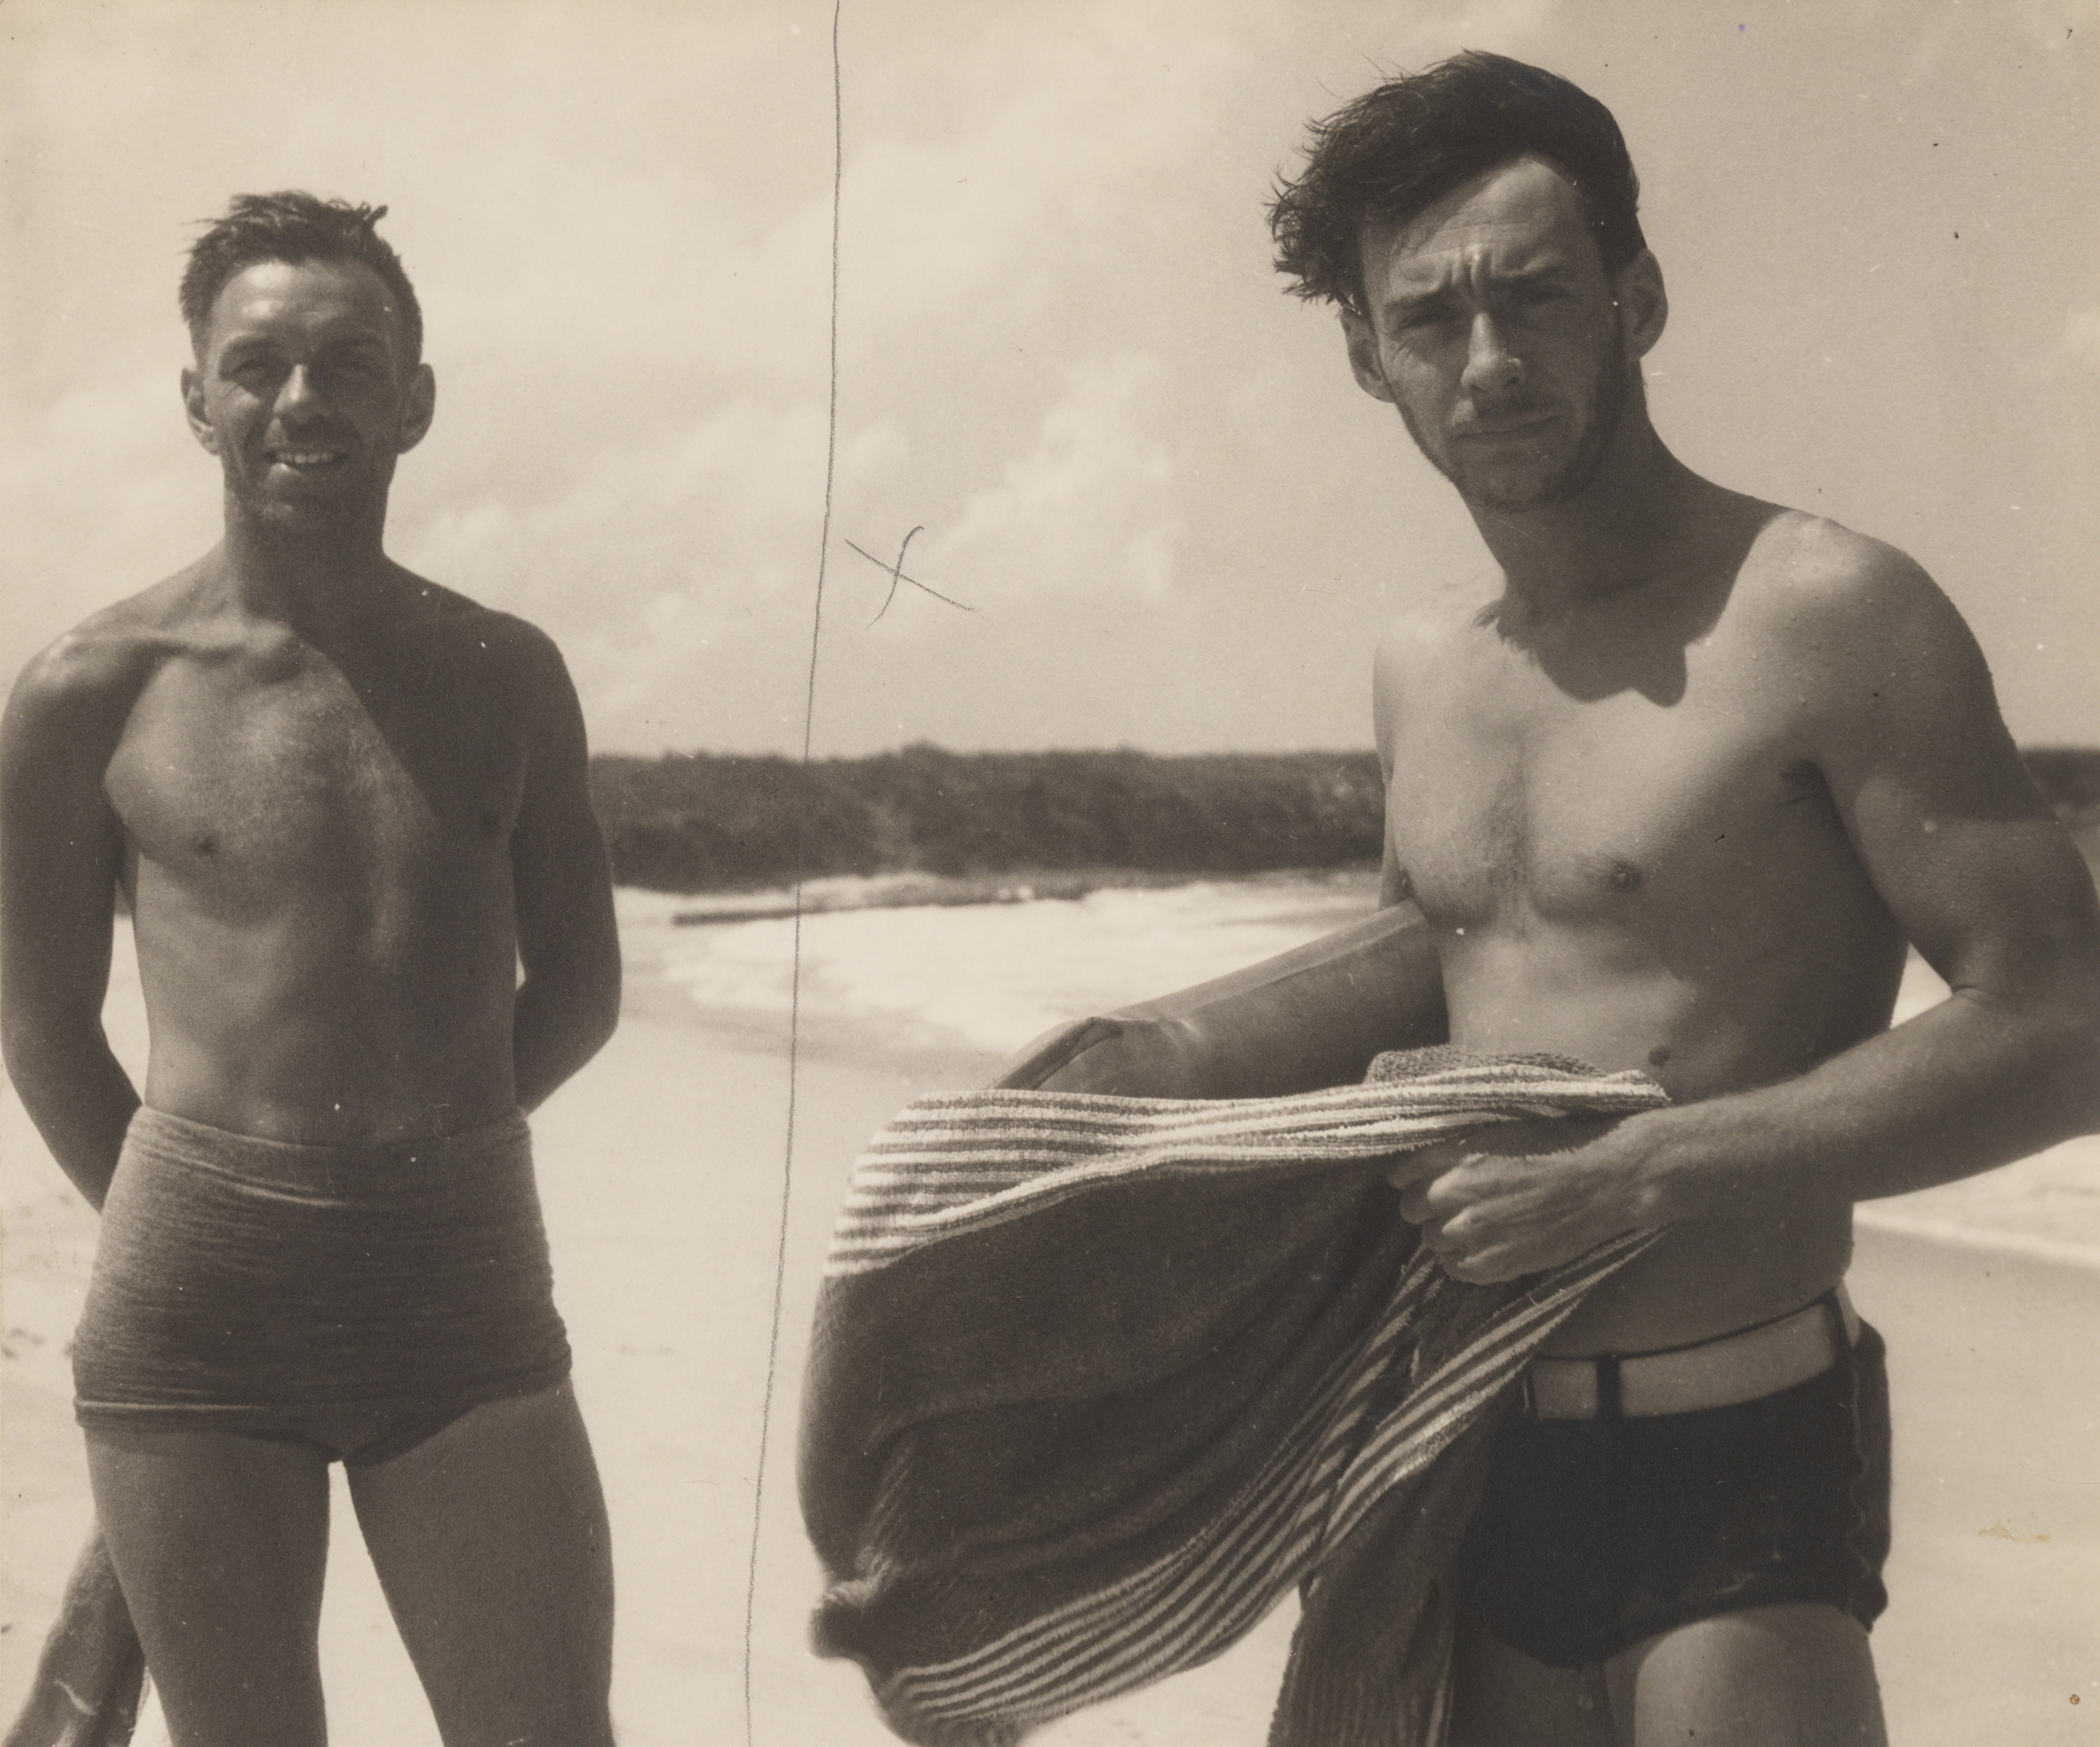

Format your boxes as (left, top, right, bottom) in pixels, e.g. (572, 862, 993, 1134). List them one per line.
(225, 457, 397, 541)
(1400, 315, 1632, 514)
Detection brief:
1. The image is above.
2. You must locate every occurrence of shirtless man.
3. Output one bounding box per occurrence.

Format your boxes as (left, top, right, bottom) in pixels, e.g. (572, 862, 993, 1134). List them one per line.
(1255, 52, 2100, 1746)
(1, 194, 622, 1747)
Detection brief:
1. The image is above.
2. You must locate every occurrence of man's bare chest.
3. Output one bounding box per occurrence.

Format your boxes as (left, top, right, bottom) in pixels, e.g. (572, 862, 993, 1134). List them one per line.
(107, 652, 527, 888)
(1384, 656, 1826, 928)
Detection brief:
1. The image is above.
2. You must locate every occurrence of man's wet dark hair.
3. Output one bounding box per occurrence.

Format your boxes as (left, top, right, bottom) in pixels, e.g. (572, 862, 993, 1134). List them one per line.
(1269, 51, 1646, 316)
(179, 191, 423, 363)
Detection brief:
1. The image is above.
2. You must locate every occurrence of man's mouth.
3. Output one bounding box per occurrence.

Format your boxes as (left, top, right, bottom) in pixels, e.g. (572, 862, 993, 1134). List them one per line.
(1456, 415, 1554, 440)
(266, 447, 349, 470)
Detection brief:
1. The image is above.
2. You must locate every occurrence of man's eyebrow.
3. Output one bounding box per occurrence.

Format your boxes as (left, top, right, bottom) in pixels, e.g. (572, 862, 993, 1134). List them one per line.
(1380, 258, 1579, 313)
(1382, 285, 1462, 318)
(221, 325, 391, 357)
(215, 336, 279, 361)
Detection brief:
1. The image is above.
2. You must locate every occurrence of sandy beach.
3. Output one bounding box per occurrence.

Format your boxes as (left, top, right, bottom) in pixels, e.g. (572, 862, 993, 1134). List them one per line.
(5, 886, 2096, 1745)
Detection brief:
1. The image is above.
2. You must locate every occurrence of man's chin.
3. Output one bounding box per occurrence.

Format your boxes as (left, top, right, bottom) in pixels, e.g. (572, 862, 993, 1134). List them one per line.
(1451, 467, 1570, 514)
(1416, 431, 1578, 514)
(1450, 445, 1610, 514)
(236, 487, 371, 535)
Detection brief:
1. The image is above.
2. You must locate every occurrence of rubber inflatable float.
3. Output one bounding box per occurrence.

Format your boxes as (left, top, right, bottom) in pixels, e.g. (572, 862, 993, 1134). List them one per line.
(992, 902, 1447, 1097)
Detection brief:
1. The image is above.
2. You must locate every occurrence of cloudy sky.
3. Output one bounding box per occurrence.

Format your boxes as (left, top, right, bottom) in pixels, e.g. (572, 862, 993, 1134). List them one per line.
(4, 0, 2094, 759)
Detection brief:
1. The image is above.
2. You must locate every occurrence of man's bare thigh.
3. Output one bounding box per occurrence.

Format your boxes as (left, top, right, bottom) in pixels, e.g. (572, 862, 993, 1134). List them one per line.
(84, 1424, 334, 1747)
(347, 1380, 615, 1747)
(1451, 1604, 1885, 1747)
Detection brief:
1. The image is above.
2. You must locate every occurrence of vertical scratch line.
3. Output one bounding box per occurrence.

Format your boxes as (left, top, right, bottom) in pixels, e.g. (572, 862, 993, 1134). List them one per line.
(745, 1, 843, 1741)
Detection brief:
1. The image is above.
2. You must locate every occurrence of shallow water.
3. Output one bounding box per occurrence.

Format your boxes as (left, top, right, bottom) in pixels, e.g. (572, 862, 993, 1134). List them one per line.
(620, 874, 2100, 1262)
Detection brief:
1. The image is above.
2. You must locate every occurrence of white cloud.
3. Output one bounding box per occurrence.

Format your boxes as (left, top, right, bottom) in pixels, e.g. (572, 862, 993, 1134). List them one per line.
(400, 395, 829, 617)
(0, 369, 218, 664)
(927, 354, 1179, 603)
(835, 2, 1246, 337)
(390, 395, 835, 748)
(837, 419, 912, 503)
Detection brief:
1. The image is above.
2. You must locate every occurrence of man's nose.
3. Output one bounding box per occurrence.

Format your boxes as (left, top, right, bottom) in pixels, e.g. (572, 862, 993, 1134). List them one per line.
(274, 365, 327, 417)
(1459, 313, 1524, 397)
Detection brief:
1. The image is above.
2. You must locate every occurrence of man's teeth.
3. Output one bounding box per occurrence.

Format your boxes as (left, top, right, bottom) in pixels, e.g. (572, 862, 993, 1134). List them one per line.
(274, 451, 342, 464)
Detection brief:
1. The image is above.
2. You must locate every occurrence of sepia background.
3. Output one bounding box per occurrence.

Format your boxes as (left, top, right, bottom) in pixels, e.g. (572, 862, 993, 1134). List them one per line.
(4, 3, 2096, 1745)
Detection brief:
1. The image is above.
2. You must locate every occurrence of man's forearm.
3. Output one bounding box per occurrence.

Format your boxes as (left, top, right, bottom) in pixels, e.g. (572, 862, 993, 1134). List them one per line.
(1633, 984, 2100, 1220)
(511, 968, 621, 1114)
(1, 1020, 140, 1211)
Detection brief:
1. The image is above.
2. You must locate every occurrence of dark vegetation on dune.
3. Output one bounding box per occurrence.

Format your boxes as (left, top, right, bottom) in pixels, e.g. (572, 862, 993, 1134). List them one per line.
(2024, 746, 2100, 815)
(589, 744, 2100, 896)
(590, 746, 1386, 893)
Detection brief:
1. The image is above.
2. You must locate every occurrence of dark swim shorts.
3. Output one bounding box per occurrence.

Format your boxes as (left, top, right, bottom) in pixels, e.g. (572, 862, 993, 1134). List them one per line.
(73, 1107, 572, 1467)
(1456, 1308, 1892, 1668)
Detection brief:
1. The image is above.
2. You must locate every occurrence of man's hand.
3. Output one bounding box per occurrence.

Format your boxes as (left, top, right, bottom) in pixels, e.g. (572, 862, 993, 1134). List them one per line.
(1386, 1113, 1658, 1282)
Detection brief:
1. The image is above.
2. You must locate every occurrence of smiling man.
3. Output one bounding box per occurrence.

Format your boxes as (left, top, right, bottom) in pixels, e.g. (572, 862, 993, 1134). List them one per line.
(1259, 52, 2100, 1746)
(1, 194, 621, 1747)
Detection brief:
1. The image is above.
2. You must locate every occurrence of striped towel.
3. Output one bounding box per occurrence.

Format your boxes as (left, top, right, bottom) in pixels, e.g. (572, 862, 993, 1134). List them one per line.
(799, 1047, 1669, 1746)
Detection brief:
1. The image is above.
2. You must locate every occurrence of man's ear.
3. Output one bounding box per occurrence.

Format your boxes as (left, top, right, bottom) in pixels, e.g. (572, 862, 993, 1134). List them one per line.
(397, 362, 437, 453)
(181, 367, 221, 455)
(1341, 310, 1398, 404)
(1614, 250, 1668, 361)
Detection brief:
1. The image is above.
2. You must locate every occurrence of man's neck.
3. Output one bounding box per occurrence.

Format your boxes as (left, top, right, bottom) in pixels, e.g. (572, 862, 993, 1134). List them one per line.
(219, 500, 402, 635)
(1468, 421, 1715, 617)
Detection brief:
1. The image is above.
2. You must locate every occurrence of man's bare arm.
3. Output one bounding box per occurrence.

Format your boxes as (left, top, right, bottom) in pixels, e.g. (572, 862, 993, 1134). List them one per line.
(1, 638, 148, 1209)
(507, 628, 621, 1113)
(1646, 549, 2100, 1204)
(1409, 546, 2100, 1280)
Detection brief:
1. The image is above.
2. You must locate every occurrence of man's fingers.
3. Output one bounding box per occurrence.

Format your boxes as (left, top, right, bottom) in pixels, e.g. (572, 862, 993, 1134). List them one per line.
(1418, 1219, 1521, 1282)
(1439, 1247, 1521, 1284)
(1384, 1140, 1463, 1192)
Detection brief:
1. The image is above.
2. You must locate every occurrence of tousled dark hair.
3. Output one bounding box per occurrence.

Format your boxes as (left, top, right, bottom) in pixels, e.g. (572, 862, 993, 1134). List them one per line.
(180, 191, 423, 363)
(1269, 51, 1646, 315)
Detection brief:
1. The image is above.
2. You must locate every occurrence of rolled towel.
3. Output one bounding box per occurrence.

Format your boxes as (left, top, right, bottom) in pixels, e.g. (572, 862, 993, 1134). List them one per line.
(4, 1531, 144, 1747)
(800, 1043, 1667, 1747)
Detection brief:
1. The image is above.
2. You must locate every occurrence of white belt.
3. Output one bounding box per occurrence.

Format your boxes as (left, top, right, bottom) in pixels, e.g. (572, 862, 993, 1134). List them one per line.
(1521, 1285, 1860, 1420)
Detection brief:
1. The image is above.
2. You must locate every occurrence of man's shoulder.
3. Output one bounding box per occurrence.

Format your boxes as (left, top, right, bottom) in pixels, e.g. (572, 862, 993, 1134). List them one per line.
(1373, 579, 1495, 682)
(389, 570, 562, 661)
(3, 567, 222, 735)
(1727, 508, 1994, 731)
(380, 572, 572, 705)
(1734, 508, 1949, 638)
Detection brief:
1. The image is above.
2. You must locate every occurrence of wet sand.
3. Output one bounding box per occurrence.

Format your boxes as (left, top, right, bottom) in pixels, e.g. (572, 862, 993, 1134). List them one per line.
(5, 983, 2096, 1744)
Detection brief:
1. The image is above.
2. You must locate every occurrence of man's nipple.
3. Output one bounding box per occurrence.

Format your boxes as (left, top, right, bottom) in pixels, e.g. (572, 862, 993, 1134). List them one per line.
(1607, 859, 1643, 894)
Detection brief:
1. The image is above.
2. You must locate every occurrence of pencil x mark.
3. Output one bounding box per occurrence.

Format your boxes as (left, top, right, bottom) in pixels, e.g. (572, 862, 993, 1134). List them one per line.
(845, 529, 976, 625)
